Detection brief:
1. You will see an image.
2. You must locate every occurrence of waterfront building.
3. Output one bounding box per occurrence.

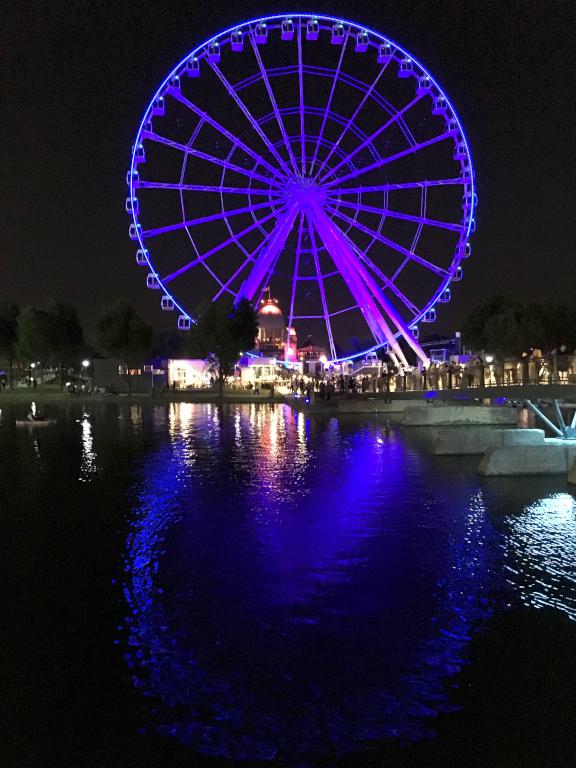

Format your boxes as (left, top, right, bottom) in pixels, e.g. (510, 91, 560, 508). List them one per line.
(256, 290, 298, 361)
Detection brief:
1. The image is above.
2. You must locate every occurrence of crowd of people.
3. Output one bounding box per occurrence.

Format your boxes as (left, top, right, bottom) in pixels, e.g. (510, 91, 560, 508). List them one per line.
(282, 350, 576, 399)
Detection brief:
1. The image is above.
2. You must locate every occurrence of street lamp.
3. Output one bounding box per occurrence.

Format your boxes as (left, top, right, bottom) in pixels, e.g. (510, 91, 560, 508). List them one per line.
(81, 359, 90, 369)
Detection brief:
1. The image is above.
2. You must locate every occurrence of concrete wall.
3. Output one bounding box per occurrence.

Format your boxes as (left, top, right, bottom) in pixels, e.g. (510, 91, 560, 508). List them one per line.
(479, 440, 576, 476)
(337, 399, 430, 414)
(401, 405, 518, 427)
(432, 428, 545, 455)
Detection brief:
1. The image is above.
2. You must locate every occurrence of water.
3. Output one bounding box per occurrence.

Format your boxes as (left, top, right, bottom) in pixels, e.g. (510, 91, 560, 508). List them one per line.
(1, 400, 575, 766)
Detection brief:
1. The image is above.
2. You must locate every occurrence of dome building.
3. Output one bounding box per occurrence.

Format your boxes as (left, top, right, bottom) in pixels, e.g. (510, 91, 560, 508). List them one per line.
(256, 290, 297, 360)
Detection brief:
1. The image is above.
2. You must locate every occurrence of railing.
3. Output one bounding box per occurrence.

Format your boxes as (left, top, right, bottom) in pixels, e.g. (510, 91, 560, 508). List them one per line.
(351, 355, 576, 394)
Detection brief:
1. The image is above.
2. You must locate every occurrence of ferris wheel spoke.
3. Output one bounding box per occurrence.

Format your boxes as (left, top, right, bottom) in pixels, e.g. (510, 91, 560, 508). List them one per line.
(318, 211, 420, 317)
(162, 208, 282, 284)
(212, 225, 278, 301)
(324, 204, 448, 278)
(306, 213, 337, 359)
(313, 63, 389, 181)
(285, 213, 305, 348)
(328, 178, 467, 195)
(319, 95, 423, 184)
(248, 34, 299, 175)
(346, 243, 420, 317)
(323, 131, 453, 189)
(168, 89, 286, 183)
(311, 205, 429, 365)
(235, 204, 299, 302)
(207, 60, 293, 178)
(308, 205, 409, 364)
(138, 181, 283, 197)
(143, 131, 283, 188)
(330, 198, 464, 233)
(142, 199, 278, 239)
(297, 22, 306, 175)
(308, 31, 350, 177)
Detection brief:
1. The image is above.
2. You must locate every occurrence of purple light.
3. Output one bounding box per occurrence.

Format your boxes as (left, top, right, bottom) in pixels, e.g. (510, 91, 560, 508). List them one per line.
(142, 130, 283, 188)
(128, 13, 476, 361)
(322, 131, 453, 189)
(169, 89, 287, 182)
(236, 204, 299, 302)
(331, 198, 465, 233)
(249, 33, 300, 175)
(318, 94, 423, 184)
(163, 208, 282, 283)
(325, 204, 449, 278)
(142, 199, 278, 240)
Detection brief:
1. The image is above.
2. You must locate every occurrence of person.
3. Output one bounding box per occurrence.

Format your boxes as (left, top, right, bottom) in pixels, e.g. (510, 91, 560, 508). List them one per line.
(32, 378, 37, 390)
(476, 357, 485, 387)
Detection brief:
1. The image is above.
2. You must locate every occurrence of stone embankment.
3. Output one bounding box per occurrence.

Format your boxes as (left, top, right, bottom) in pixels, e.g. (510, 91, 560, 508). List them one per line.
(432, 428, 545, 455)
(428, 424, 576, 477)
(400, 405, 517, 427)
(337, 399, 429, 414)
(479, 439, 576, 476)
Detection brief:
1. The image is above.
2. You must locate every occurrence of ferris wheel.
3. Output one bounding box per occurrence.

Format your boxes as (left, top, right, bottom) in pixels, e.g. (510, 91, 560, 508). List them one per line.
(126, 13, 476, 365)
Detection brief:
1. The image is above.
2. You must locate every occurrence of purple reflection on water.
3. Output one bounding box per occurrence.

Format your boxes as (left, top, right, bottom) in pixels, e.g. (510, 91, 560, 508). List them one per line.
(123, 404, 500, 762)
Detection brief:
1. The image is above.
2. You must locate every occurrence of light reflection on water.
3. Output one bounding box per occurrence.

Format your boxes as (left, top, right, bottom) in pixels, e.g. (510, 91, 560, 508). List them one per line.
(79, 412, 98, 481)
(123, 403, 501, 762)
(2, 400, 575, 761)
(503, 493, 576, 620)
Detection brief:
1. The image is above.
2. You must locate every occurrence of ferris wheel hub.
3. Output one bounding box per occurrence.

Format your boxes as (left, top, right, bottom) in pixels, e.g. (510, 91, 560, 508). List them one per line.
(284, 177, 327, 208)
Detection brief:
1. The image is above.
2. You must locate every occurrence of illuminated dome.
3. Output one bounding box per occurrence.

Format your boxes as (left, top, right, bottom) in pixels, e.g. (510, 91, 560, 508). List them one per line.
(256, 294, 286, 356)
(258, 301, 282, 317)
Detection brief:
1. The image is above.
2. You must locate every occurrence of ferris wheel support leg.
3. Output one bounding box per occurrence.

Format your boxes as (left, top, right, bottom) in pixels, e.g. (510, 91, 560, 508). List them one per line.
(310, 205, 430, 368)
(308, 205, 408, 367)
(235, 204, 299, 305)
(341, 240, 430, 367)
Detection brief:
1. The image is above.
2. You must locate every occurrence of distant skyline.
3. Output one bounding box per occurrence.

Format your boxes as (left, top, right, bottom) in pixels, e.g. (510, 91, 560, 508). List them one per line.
(2, 0, 575, 337)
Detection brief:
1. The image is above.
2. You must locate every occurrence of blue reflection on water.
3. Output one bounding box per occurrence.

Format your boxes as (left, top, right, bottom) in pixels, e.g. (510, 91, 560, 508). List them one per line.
(123, 404, 500, 762)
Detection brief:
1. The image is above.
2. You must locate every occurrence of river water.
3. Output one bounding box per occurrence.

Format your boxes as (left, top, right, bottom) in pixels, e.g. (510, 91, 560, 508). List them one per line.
(1, 400, 575, 766)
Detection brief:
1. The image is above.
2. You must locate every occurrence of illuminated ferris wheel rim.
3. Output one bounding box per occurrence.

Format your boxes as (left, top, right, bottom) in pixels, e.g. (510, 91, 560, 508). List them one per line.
(127, 12, 476, 365)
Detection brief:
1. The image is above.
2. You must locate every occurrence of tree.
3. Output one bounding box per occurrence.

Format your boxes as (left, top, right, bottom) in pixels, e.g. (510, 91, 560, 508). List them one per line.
(151, 328, 186, 359)
(0, 301, 20, 387)
(461, 296, 512, 352)
(483, 307, 544, 358)
(96, 301, 152, 392)
(188, 298, 258, 397)
(46, 301, 84, 387)
(17, 307, 54, 381)
(462, 297, 576, 357)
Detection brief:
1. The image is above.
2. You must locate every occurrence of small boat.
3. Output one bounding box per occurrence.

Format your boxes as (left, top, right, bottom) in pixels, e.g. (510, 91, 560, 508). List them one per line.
(15, 418, 57, 427)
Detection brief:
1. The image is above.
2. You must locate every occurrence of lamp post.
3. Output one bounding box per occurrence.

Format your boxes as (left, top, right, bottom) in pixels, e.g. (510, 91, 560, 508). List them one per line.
(485, 355, 494, 386)
(81, 359, 91, 392)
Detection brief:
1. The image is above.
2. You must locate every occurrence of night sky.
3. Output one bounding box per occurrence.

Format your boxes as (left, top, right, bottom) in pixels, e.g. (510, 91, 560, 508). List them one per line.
(2, 0, 575, 339)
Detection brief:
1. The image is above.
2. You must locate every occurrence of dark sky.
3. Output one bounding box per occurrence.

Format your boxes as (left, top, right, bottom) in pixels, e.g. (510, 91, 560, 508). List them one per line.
(2, 0, 575, 338)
